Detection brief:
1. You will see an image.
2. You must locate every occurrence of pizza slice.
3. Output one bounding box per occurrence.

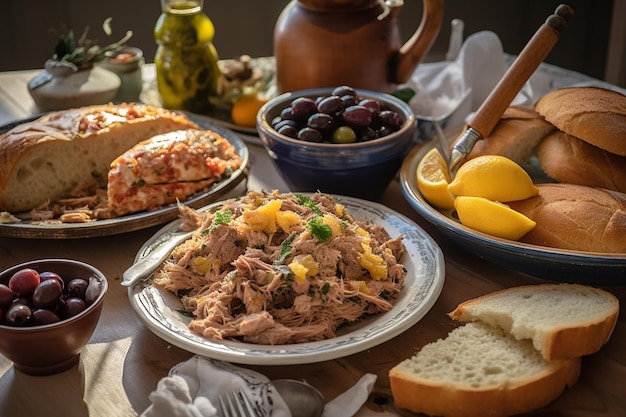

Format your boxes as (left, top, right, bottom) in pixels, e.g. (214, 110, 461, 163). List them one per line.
(107, 129, 244, 216)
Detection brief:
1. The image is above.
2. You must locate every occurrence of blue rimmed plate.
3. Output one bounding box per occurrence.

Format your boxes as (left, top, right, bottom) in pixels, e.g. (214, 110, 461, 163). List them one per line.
(128, 195, 445, 365)
(400, 140, 626, 285)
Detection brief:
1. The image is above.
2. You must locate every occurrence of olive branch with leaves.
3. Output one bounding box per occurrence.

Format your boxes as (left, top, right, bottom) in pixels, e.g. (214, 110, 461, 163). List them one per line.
(49, 18, 133, 70)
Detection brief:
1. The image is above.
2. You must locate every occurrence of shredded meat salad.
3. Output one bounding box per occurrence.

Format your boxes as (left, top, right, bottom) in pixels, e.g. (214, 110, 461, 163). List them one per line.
(153, 191, 407, 345)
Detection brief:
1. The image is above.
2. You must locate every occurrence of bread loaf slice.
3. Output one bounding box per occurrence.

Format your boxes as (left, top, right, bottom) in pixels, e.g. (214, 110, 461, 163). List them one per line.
(389, 322, 581, 417)
(466, 106, 555, 165)
(0, 103, 199, 213)
(390, 283, 618, 417)
(449, 284, 619, 360)
(107, 129, 244, 216)
(538, 130, 626, 193)
(534, 87, 626, 156)
(507, 183, 626, 253)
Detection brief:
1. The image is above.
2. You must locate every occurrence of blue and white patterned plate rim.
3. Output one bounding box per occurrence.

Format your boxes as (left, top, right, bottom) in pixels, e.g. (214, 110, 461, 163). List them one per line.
(128, 194, 445, 365)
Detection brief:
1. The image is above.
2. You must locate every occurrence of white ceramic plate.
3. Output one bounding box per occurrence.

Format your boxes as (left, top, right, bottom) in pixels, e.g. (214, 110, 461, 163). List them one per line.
(128, 195, 445, 365)
(400, 139, 626, 285)
(0, 114, 249, 239)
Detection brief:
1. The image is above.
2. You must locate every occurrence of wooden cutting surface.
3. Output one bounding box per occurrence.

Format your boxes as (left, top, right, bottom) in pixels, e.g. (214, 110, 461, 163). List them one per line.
(0, 67, 624, 417)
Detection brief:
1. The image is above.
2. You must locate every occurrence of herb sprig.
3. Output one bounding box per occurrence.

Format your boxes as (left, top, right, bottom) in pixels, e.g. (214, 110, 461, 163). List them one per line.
(50, 17, 133, 69)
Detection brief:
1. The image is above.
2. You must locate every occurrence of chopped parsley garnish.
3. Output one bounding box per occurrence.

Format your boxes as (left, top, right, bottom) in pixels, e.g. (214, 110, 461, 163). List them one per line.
(320, 282, 331, 294)
(296, 194, 322, 216)
(202, 209, 233, 235)
(276, 234, 296, 264)
(308, 217, 332, 242)
(214, 209, 233, 225)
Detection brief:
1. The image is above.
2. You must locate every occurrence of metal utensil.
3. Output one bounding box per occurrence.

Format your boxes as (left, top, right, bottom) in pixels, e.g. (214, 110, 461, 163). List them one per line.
(219, 389, 256, 417)
(120, 229, 193, 287)
(447, 4, 574, 176)
(272, 379, 325, 417)
(433, 119, 450, 164)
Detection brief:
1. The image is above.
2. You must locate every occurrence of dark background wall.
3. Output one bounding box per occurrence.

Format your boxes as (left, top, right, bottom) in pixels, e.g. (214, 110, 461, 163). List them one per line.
(0, 0, 623, 87)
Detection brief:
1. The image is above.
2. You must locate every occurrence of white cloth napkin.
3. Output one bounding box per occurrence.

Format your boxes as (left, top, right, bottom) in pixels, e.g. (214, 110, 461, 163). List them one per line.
(140, 355, 377, 417)
(404, 30, 551, 140)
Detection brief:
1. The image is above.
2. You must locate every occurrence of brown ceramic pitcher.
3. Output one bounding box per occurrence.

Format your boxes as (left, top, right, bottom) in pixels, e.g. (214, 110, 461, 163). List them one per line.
(274, 0, 444, 93)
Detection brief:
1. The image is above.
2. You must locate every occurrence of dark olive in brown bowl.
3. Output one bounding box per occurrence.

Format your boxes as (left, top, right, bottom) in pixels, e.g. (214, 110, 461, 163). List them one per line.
(0, 259, 108, 376)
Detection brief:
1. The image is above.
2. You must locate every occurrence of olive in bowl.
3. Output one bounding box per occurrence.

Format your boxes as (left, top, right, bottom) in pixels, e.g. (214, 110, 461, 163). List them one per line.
(257, 86, 416, 199)
(0, 259, 108, 376)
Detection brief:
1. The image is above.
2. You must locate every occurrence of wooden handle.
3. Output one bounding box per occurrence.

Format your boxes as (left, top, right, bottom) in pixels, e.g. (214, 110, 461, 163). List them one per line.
(468, 4, 574, 137)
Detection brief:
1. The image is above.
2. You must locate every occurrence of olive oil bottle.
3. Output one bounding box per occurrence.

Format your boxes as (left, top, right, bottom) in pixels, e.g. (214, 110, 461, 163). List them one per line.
(154, 0, 220, 113)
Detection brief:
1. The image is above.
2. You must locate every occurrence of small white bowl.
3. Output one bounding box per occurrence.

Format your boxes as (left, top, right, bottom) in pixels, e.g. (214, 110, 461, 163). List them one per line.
(28, 66, 120, 112)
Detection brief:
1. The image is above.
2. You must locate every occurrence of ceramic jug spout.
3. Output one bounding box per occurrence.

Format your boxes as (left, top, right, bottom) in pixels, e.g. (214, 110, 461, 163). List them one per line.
(394, 0, 444, 84)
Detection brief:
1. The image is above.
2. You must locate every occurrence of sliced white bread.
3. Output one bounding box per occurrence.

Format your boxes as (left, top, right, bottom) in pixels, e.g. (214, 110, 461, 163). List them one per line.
(390, 284, 619, 417)
(389, 322, 581, 417)
(449, 283, 619, 360)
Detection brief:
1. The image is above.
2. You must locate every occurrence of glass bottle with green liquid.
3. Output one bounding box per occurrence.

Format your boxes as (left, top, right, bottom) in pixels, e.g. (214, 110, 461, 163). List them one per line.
(154, 0, 220, 113)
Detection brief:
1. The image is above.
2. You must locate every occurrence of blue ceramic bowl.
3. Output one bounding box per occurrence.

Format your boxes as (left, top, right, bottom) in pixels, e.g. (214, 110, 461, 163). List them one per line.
(257, 88, 417, 199)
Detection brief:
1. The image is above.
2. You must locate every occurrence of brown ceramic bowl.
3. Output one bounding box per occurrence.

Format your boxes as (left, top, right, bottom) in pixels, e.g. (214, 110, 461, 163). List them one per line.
(0, 259, 108, 376)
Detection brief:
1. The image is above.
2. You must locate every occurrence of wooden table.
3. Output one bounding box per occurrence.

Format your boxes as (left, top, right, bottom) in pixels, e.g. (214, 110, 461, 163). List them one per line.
(0, 66, 624, 417)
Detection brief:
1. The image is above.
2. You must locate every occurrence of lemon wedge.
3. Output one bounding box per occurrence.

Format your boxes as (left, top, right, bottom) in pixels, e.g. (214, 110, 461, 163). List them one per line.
(455, 196, 536, 240)
(448, 155, 538, 202)
(416, 148, 456, 210)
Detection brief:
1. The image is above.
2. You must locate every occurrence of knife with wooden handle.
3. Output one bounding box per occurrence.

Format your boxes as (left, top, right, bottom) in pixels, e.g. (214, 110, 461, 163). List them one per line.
(447, 4, 574, 175)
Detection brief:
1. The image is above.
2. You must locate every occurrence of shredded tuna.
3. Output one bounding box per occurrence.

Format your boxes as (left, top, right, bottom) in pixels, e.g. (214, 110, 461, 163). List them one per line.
(153, 190, 407, 345)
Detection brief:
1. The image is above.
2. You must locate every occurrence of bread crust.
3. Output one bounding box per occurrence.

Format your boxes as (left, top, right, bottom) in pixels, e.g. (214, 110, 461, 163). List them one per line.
(449, 284, 620, 360)
(390, 356, 580, 417)
(534, 87, 626, 156)
(390, 283, 618, 416)
(0, 103, 198, 212)
(538, 130, 626, 193)
(466, 106, 555, 165)
(507, 183, 626, 253)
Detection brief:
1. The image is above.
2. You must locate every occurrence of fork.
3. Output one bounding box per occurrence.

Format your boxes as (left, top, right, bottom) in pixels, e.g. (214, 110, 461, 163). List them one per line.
(219, 388, 256, 417)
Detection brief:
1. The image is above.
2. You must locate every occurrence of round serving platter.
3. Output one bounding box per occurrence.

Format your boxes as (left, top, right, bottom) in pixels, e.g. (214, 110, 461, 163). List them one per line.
(0, 114, 249, 239)
(128, 195, 445, 365)
(400, 140, 626, 285)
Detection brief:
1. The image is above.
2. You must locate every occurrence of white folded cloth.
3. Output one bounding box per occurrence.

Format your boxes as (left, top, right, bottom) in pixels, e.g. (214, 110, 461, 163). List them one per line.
(404, 30, 551, 140)
(141, 355, 377, 417)
(404, 28, 626, 143)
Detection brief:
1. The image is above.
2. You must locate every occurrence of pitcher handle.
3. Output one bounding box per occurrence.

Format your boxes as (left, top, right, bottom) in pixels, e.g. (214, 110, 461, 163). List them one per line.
(394, 0, 445, 84)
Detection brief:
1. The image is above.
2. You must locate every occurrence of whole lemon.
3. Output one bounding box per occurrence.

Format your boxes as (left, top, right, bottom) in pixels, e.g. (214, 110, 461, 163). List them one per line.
(231, 94, 269, 127)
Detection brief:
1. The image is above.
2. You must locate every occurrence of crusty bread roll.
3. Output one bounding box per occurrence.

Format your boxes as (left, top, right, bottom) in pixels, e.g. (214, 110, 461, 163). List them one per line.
(534, 87, 626, 156)
(507, 183, 626, 253)
(389, 322, 581, 417)
(538, 130, 626, 193)
(466, 105, 555, 165)
(449, 284, 619, 360)
(0, 103, 198, 213)
(390, 283, 618, 417)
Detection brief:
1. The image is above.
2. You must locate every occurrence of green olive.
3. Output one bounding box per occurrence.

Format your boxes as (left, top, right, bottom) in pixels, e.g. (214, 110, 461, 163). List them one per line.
(331, 126, 357, 144)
